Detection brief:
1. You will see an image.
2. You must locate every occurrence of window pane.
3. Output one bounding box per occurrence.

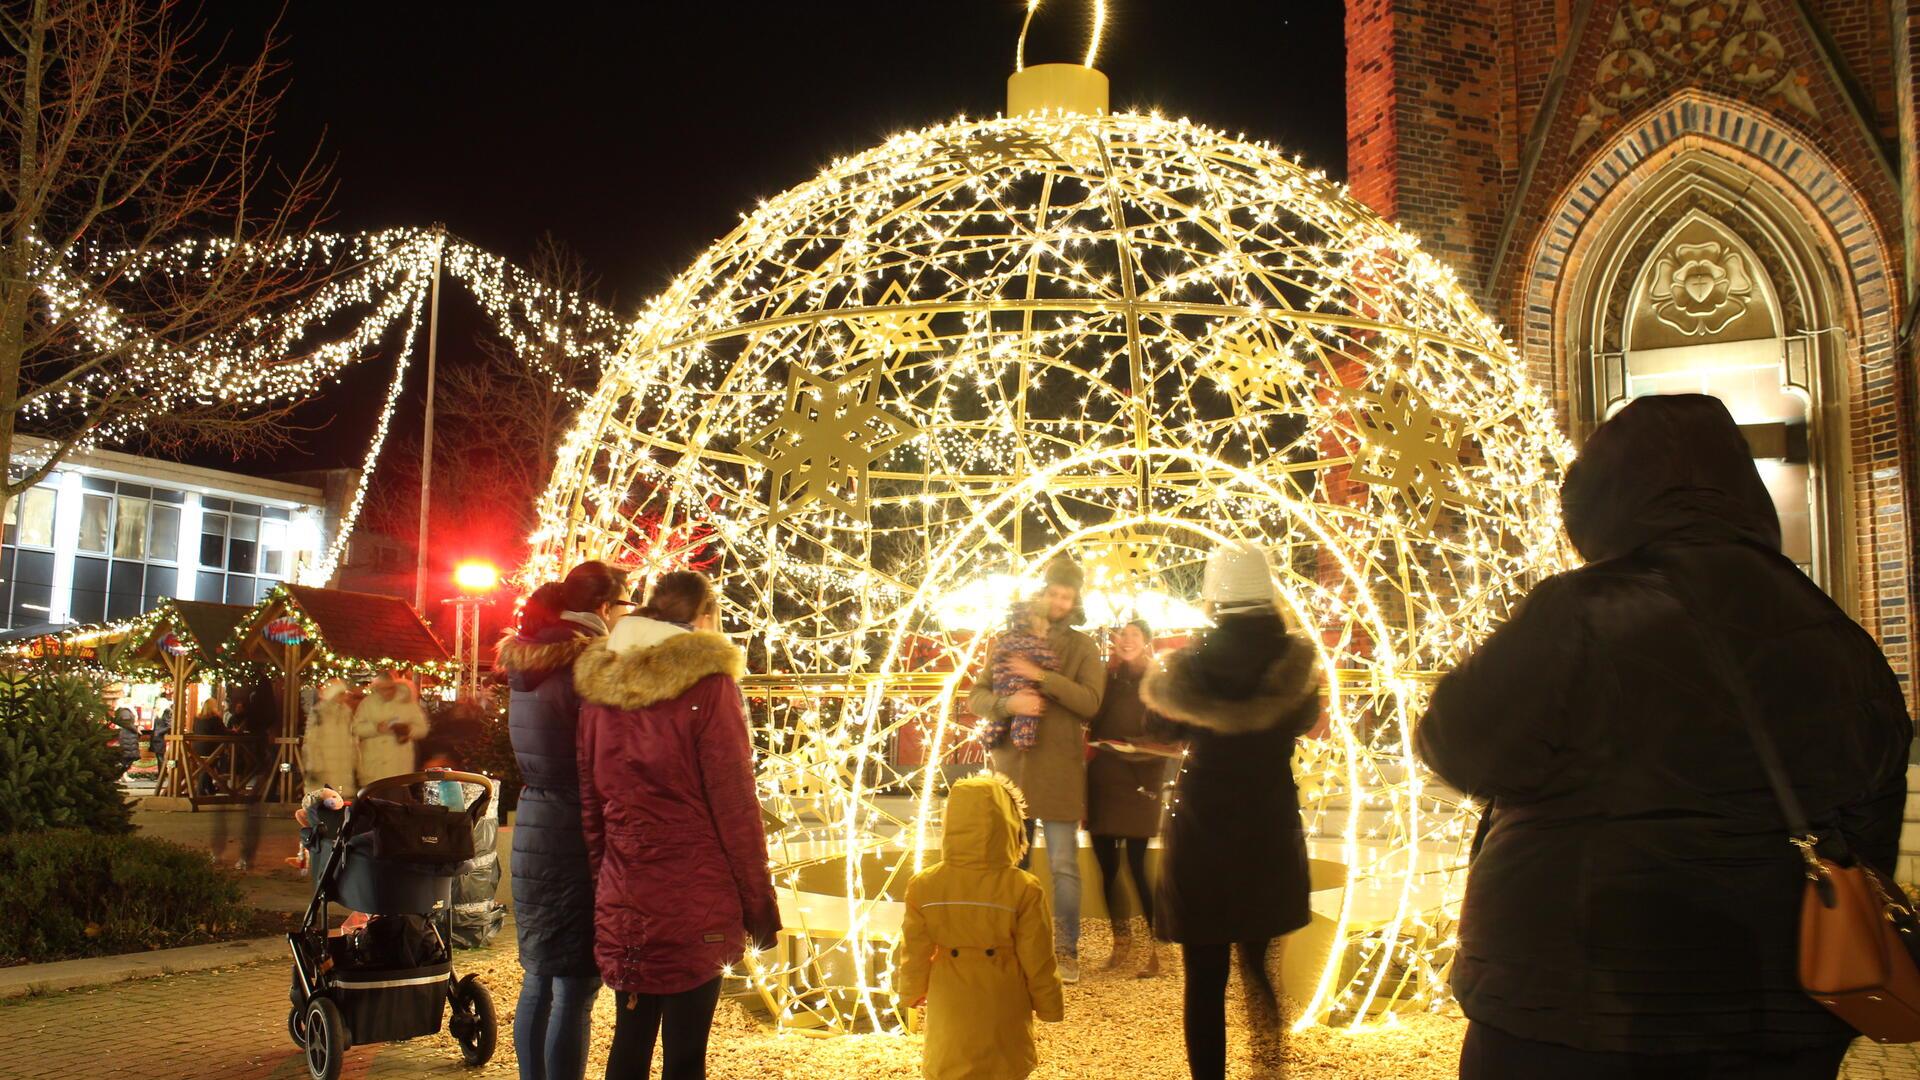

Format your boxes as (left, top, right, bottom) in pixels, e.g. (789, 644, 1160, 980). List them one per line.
(113, 496, 148, 559)
(107, 561, 144, 620)
(262, 506, 290, 521)
(16, 489, 55, 548)
(224, 575, 255, 605)
(78, 494, 110, 553)
(197, 570, 225, 603)
(143, 565, 177, 609)
(11, 550, 53, 628)
(230, 515, 258, 542)
(231, 502, 262, 518)
(200, 513, 227, 568)
(149, 505, 179, 563)
(202, 496, 230, 512)
(228, 536, 257, 574)
(80, 475, 114, 492)
(151, 488, 185, 505)
(259, 520, 286, 578)
(70, 556, 108, 623)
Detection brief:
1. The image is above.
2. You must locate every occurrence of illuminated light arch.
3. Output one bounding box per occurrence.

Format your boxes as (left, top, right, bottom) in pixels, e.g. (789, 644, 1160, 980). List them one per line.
(529, 107, 1574, 1033)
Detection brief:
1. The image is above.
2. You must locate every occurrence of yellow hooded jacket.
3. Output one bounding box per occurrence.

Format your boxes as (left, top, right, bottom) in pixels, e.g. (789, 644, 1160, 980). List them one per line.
(895, 775, 1064, 1080)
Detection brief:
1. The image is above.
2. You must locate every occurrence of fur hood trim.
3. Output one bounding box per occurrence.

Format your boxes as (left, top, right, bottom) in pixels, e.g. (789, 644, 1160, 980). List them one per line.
(1139, 633, 1319, 734)
(495, 631, 598, 677)
(573, 629, 745, 710)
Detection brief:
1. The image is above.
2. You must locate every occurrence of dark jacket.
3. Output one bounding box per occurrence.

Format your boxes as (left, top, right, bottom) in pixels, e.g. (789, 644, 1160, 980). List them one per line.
(1141, 613, 1320, 944)
(574, 617, 779, 995)
(1416, 394, 1913, 1055)
(499, 622, 602, 978)
(1086, 662, 1172, 839)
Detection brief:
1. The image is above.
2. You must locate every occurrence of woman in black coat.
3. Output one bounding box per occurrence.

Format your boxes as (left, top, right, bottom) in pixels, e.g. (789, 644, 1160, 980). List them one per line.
(1142, 542, 1321, 1080)
(1417, 394, 1912, 1079)
(499, 561, 630, 1080)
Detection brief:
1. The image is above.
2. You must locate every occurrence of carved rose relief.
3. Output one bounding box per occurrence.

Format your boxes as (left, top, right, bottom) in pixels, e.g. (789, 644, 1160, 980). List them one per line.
(1647, 241, 1754, 336)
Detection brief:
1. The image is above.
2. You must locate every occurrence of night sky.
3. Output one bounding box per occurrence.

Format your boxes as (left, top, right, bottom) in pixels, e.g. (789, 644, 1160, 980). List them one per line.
(208, 1, 1348, 472)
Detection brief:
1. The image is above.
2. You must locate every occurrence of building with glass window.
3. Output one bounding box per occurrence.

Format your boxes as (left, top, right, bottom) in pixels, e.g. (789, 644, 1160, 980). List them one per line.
(3, 437, 340, 632)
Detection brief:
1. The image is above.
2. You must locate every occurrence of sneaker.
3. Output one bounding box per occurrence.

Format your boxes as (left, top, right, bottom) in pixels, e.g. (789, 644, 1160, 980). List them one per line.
(1056, 951, 1080, 984)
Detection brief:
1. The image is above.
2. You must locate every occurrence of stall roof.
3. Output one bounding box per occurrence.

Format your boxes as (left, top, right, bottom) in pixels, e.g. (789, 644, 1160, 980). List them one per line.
(168, 600, 255, 658)
(278, 585, 451, 666)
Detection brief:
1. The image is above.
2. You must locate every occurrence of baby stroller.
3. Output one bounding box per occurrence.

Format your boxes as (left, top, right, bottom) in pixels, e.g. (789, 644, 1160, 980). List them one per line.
(287, 770, 499, 1080)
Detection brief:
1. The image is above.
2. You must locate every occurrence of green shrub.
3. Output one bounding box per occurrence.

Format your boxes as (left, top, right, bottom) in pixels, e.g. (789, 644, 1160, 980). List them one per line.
(0, 669, 133, 835)
(0, 830, 245, 962)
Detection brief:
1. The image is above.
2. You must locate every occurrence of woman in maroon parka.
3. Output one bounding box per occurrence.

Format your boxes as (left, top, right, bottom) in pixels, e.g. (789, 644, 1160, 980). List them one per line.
(573, 572, 780, 1079)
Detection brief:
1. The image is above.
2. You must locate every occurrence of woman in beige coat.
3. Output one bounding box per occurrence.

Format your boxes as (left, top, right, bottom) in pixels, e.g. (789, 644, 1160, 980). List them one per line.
(351, 676, 429, 786)
(301, 679, 359, 795)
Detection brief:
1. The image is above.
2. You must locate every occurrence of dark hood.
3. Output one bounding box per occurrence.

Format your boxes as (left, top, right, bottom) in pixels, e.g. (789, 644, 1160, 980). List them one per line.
(1561, 394, 1780, 563)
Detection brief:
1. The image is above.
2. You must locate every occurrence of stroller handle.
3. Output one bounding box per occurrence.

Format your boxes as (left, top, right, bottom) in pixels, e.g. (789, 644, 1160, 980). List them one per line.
(355, 769, 495, 822)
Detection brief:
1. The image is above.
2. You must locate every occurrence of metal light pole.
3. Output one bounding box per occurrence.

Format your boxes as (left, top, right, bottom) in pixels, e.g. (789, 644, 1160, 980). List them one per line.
(414, 225, 447, 612)
(448, 560, 498, 701)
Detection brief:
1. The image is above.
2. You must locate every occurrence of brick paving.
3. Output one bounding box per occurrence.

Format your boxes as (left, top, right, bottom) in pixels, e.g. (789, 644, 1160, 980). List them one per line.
(4, 942, 1918, 1079)
(0, 935, 519, 1080)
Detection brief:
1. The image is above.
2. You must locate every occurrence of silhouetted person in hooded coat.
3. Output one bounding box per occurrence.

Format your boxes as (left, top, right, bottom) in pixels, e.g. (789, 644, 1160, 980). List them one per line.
(1417, 394, 1912, 1079)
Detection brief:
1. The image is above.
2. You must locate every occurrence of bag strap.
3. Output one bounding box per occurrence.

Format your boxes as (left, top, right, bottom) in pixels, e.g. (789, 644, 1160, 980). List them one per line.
(1640, 557, 1842, 901)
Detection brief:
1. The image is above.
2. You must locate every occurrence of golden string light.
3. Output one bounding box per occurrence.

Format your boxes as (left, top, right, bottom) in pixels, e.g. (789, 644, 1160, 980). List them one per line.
(529, 102, 1577, 1035)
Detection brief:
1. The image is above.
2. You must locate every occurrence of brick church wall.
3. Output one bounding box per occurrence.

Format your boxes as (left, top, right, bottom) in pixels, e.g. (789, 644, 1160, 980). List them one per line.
(1345, 0, 1920, 724)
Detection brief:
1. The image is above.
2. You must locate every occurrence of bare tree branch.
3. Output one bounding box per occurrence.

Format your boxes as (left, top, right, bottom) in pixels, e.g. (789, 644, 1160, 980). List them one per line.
(0, 0, 335, 495)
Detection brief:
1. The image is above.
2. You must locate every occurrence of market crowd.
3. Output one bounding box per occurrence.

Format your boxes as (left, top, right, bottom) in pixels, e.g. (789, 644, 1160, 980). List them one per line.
(494, 394, 1912, 1080)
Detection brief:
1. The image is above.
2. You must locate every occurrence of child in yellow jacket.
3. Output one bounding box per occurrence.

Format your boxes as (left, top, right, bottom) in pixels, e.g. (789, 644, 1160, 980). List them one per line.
(895, 774, 1065, 1080)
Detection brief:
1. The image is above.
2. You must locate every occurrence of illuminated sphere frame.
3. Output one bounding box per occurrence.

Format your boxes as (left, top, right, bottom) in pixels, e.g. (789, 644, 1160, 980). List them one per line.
(530, 96, 1572, 1033)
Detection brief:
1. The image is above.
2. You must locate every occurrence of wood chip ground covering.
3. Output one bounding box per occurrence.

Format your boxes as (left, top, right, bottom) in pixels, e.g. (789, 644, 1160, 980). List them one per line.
(461, 922, 1465, 1078)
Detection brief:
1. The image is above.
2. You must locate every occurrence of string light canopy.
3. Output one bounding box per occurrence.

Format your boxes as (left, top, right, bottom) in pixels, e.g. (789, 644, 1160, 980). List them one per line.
(19, 227, 628, 584)
(529, 3, 1574, 1036)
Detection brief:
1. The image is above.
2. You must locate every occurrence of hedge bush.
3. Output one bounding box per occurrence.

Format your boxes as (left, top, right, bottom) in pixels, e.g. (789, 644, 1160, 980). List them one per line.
(0, 669, 133, 835)
(0, 830, 244, 962)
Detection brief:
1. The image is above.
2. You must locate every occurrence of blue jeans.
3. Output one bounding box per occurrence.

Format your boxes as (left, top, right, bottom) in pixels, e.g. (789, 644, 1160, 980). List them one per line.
(1023, 818, 1082, 956)
(514, 972, 600, 1080)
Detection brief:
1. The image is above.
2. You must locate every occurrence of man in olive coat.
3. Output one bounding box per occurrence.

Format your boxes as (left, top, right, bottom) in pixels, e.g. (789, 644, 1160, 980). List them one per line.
(966, 555, 1106, 981)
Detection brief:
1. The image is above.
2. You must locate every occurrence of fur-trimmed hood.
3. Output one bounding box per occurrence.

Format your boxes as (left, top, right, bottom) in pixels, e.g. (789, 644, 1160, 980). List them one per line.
(496, 629, 600, 688)
(573, 617, 745, 710)
(1140, 627, 1319, 735)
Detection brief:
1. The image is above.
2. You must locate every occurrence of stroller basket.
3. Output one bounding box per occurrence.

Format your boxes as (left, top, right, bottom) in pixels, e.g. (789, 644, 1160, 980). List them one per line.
(303, 794, 480, 914)
(331, 961, 451, 1044)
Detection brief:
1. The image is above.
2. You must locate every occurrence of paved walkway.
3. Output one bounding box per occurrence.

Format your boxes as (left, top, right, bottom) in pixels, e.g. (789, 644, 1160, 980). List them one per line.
(0, 934, 519, 1079)
(4, 938, 1918, 1079)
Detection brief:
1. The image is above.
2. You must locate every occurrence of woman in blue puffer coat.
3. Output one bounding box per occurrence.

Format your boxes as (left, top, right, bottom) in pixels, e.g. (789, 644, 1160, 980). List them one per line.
(498, 561, 631, 1080)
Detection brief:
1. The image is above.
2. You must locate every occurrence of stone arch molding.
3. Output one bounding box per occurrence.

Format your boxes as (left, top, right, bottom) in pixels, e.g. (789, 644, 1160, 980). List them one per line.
(1521, 87, 1910, 646)
(1523, 89, 1897, 407)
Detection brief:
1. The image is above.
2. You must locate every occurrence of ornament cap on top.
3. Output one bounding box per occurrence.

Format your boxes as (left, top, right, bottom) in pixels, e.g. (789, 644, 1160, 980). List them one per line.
(1008, 0, 1109, 115)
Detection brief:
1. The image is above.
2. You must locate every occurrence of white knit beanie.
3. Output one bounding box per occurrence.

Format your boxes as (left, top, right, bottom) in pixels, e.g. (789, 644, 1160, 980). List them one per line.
(1200, 541, 1276, 613)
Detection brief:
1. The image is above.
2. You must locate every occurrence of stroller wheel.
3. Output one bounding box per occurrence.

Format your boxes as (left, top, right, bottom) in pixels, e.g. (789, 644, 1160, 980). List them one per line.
(303, 997, 348, 1080)
(287, 1004, 307, 1048)
(448, 974, 497, 1066)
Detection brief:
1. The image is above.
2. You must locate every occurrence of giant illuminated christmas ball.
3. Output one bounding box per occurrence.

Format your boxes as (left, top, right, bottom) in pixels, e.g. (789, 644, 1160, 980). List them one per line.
(529, 62, 1572, 1033)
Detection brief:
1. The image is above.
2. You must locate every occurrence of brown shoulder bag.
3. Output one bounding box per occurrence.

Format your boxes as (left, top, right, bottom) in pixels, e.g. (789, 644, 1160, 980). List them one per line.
(1715, 626, 1920, 1043)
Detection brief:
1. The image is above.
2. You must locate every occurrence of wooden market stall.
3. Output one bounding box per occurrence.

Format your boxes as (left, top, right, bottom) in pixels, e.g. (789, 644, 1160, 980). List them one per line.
(126, 599, 258, 804)
(234, 584, 453, 803)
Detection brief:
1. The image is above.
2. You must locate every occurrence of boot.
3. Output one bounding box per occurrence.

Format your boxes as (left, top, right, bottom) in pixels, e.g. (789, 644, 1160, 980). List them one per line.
(1134, 938, 1160, 979)
(1101, 928, 1132, 972)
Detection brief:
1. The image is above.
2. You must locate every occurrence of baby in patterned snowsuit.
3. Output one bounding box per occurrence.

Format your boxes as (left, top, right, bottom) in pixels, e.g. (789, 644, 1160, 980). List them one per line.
(982, 599, 1058, 749)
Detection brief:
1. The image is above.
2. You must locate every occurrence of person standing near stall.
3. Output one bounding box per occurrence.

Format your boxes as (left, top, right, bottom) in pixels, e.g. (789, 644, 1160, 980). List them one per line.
(1085, 618, 1174, 979)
